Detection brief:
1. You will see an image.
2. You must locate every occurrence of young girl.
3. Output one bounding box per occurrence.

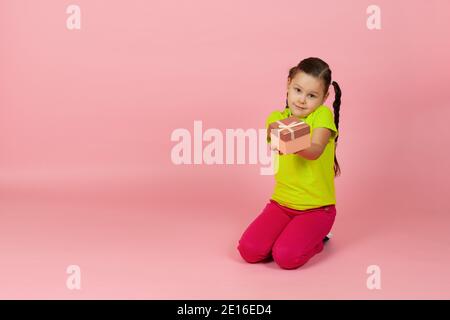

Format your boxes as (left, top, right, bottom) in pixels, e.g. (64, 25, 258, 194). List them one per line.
(237, 57, 342, 270)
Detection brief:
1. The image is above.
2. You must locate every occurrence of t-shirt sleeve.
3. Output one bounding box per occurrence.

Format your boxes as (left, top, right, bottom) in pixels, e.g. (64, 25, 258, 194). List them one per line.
(312, 107, 338, 139)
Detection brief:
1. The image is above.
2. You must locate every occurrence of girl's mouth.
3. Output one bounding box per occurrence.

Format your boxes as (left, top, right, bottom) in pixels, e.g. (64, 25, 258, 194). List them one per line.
(295, 105, 306, 110)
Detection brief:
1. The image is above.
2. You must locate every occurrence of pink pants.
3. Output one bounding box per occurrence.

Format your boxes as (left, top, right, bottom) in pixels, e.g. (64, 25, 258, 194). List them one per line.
(237, 199, 336, 269)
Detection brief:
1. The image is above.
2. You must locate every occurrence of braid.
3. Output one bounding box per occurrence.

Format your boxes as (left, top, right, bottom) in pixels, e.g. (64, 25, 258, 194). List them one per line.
(331, 81, 342, 177)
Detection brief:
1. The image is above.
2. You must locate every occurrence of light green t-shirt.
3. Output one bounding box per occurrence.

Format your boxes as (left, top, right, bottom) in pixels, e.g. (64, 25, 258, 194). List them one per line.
(266, 105, 339, 210)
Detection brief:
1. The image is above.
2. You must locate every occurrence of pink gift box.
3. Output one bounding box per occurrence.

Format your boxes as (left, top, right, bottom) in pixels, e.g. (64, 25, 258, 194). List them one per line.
(269, 116, 311, 154)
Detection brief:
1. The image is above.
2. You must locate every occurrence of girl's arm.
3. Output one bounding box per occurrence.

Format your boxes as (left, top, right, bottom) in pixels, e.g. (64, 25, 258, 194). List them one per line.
(295, 128, 332, 160)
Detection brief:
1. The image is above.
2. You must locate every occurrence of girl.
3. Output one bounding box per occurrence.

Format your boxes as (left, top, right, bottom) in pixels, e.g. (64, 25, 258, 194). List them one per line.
(237, 57, 342, 270)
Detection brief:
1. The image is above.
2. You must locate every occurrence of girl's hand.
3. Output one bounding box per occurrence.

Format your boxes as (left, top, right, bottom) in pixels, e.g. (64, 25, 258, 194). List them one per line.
(270, 142, 283, 155)
(271, 146, 282, 155)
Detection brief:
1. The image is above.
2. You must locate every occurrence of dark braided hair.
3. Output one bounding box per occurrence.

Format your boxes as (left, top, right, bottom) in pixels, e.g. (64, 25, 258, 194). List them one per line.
(285, 57, 342, 177)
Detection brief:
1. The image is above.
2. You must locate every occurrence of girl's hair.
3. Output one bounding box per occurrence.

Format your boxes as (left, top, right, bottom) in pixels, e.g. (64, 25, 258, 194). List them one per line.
(285, 57, 342, 177)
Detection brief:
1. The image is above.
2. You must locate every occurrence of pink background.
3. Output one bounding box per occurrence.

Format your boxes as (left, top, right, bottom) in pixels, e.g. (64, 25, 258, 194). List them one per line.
(1, 0, 450, 299)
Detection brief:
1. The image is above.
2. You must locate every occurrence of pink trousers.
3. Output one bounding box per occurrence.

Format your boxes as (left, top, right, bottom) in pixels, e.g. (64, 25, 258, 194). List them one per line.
(237, 199, 336, 269)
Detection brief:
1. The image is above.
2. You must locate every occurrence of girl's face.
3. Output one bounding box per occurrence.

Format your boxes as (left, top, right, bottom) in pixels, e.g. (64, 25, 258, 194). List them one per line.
(286, 71, 329, 118)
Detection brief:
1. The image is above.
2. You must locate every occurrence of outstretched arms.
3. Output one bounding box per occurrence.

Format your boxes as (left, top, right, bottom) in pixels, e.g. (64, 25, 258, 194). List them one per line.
(295, 127, 332, 160)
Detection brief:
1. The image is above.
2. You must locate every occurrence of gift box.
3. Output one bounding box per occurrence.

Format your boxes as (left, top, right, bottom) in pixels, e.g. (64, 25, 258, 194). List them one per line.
(269, 116, 311, 154)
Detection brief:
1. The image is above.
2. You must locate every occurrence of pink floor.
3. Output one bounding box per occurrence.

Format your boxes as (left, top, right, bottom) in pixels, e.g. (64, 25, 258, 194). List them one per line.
(1, 168, 449, 300)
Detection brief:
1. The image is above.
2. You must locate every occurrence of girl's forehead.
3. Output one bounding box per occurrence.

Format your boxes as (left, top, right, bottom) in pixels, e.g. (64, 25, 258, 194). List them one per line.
(291, 72, 324, 92)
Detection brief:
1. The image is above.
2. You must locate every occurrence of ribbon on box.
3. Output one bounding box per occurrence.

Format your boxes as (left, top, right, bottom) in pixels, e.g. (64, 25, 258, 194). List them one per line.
(275, 120, 304, 140)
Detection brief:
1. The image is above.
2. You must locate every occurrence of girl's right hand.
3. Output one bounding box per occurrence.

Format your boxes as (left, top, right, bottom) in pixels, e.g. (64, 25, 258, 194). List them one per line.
(271, 146, 283, 155)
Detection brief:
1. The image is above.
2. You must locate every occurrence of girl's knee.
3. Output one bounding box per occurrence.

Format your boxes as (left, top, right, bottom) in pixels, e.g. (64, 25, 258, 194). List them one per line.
(275, 255, 309, 270)
(272, 242, 323, 270)
(272, 246, 308, 269)
(237, 240, 271, 263)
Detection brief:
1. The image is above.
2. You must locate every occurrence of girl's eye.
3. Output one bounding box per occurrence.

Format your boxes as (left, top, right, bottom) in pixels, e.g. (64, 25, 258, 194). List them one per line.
(295, 88, 316, 98)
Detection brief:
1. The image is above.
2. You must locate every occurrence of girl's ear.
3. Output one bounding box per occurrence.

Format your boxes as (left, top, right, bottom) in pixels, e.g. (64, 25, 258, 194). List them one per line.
(287, 77, 294, 90)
